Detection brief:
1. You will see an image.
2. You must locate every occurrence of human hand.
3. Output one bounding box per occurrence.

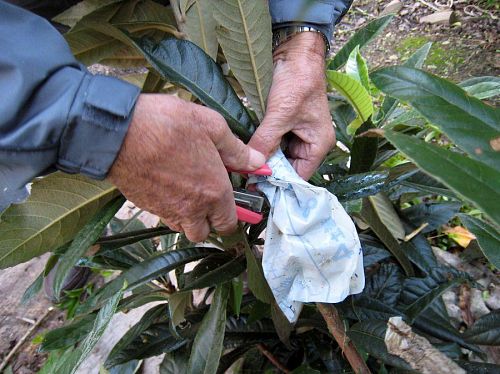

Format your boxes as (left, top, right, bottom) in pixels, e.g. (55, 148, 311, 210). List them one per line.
(108, 94, 265, 242)
(249, 32, 335, 180)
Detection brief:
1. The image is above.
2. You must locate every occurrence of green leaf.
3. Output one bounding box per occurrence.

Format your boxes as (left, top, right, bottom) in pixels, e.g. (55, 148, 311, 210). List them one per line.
(401, 202, 462, 233)
(459, 214, 500, 269)
(375, 42, 432, 124)
(360, 235, 392, 268)
(326, 71, 374, 135)
(456, 361, 500, 374)
(327, 171, 389, 201)
(400, 268, 470, 323)
(20, 271, 44, 305)
(463, 310, 500, 345)
(182, 253, 245, 291)
(361, 196, 414, 276)
(53, 0, 123, 27)
(64, 1, 178, 66)
(0, 173, 120, 269)
(187, 283, 230, 374)
(79, 247, 219, 313)
(245, 247, 274, 304)
(106, 322, 191, 366)
(349, 120, 379, 173)
(132, 37, 254, 141)
(40, 314, 96, 352)
(230, 275, 244, 316)
(338, 296, 401, 321)
(211, 0, 273, 120)
(348, 320, 412, 370)
(368, 194, 405, 240)
(459, 76, 500, 100)
(183, 0, 218, 60)
(372, 67, 500, 171)
(51, 287, 124, 374)
(168, 292, 191, 328)
(345, 45, 370, 90)
(384, 131, 500, 226)
(53, 197, 125, 300)
(106, 304, 167, 368)
(329, 14, 394, 70)
(365, 263, 403, 306)
(159, 349, 189, 374)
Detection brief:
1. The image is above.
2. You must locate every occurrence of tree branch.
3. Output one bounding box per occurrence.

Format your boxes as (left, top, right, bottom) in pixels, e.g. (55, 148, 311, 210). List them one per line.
(317, 303, 372, 374)
(257, 343, 291, 374)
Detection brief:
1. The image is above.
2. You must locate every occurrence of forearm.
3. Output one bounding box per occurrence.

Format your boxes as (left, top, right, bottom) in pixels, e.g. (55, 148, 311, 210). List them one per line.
(0, 1, 140, 210)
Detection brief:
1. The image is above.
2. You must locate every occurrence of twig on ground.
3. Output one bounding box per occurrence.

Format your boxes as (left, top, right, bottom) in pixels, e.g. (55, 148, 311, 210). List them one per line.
(257, 343, 291, 374)
(317, 303, 372, 374)
(404, 223, 429, 242)
(417, 0, 443, 11)
(0, 307, 53, 373)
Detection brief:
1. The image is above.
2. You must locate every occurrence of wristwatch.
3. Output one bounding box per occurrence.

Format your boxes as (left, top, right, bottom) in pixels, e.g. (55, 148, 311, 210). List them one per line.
(272, 25, 330, 55)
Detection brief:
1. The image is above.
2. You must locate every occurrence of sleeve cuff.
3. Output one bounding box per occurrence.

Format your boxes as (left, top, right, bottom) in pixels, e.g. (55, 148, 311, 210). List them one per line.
(269, 0, 353, 39)
(57, 74, 140, 180)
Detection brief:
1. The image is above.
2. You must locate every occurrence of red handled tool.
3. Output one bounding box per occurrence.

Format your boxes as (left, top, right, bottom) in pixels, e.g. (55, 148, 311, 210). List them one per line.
(230, 164, 271, 224)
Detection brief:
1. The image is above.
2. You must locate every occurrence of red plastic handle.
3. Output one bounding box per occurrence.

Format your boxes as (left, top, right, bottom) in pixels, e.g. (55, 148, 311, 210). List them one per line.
(236, 205, 263, 224)
(227, 164, 272, 176)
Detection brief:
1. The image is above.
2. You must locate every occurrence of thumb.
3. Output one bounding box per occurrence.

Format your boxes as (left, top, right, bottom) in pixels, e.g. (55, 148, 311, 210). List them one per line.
(248, 114, 287, 159)
(210, 123, 266, 171)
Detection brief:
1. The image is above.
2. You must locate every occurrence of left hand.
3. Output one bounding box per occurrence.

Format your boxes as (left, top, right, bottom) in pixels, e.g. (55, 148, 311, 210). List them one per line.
(249, 32, 335, 180)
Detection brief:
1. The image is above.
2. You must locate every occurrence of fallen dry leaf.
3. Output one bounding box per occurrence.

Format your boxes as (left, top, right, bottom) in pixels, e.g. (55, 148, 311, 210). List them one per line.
(443, 226, 476, 248)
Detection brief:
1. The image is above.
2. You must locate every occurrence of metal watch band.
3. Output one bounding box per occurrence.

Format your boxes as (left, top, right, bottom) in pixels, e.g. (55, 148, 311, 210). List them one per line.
(272, 25, 330, 55)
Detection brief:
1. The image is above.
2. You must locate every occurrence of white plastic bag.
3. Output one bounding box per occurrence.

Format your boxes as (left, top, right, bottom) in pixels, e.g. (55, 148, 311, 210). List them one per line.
(255, 150, 365, 322)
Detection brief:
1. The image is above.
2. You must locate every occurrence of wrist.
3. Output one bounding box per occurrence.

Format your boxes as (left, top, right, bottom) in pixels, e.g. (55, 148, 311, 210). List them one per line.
(273, 32, 326, 63)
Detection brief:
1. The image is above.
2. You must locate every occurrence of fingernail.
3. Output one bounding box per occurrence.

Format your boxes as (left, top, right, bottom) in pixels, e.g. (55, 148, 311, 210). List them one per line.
(248, 148, 266, 169)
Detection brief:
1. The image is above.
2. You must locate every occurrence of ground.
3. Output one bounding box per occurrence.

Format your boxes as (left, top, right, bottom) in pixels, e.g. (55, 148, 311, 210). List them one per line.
(1, 1, 498, 373)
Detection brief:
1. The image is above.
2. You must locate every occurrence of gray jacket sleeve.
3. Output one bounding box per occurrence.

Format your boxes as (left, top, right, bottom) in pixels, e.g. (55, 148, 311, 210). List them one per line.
(269, 0, 353, 39)
(0, 1, 140, 210)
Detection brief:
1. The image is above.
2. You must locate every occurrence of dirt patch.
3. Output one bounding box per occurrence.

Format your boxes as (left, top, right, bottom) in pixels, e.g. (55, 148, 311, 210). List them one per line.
(0, 255, 66, 373)
(332, 0, 499, 81)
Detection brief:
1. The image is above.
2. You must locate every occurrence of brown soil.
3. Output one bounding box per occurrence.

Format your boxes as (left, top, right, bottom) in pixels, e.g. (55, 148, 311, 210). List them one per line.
(332, 0, 499, 81)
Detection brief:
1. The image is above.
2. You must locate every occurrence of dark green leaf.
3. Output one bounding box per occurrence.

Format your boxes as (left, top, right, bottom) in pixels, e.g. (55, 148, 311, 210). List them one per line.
(132, 37, 254, 141)
(245, 247, 273, 304)
(53, 197, 125, 300)
(375, 42, 432, 123)
(463, 310, 500, 345)
(401, 202, 462, 233)
(338, 296, 401, 321)
(106, 304, 167, 368)
(326, 171, 389, 201)
(361, 197, 414, 276)
(360, 235, 392, 267)
(456, 360, 500, 373)
(459, 214, 500, 269)
(187, 283, 230, 374)
(384, 131, 500, 226)
(118, 288, 169, 312)
(400, 234, 438, 274)
(216, 346, 251, 374)
(348, 320, 412, 370)
(372, 67, 500, 171)
(106, 322, 190, 366)
(400, 268, 469, 323)
(271, 302, 293, 347)
(330, 101, 355, 147)
(349, 121, 379, 174)
(182, 253, 245, 291)
(365, 263, 403, 306)
(79, 247, 219, 313)
(459, 76, 500, 100)
(20, 271, 44, 305)
(51, 287, 124, 374)
(159, 348, 189, 374)
(399, 171, 455, 199)
(328, 15, 394, 70)
(108, 360, 142, 374)
(40, 314, 96, 352)
(230, 275, 244, 317)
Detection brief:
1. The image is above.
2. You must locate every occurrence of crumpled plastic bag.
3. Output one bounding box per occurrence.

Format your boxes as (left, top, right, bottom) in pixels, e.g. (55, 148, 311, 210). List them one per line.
(253, 150, 365, 322)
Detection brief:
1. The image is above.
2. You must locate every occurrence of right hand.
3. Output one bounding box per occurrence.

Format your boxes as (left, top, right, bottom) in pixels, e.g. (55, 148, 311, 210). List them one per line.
(108, 94, 265, 242)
